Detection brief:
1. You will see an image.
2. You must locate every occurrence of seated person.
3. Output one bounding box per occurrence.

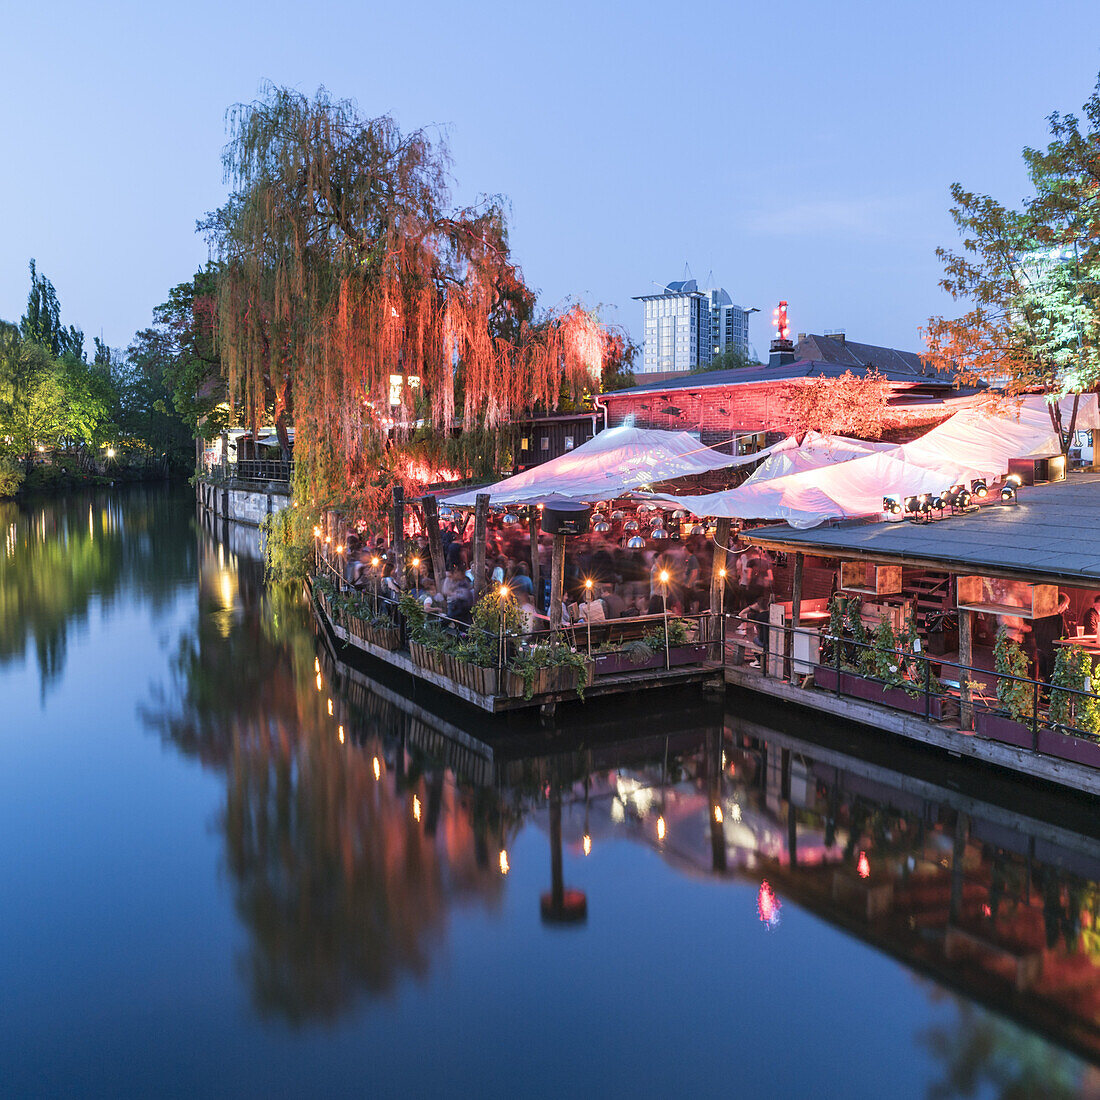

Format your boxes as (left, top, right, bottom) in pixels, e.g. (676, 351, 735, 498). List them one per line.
(1083, 594, 1100, 637)
(601, 584, 627, 619)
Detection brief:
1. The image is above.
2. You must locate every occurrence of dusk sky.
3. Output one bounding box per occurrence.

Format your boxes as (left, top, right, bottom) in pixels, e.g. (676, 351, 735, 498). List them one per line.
(4, 1, 1100, 359)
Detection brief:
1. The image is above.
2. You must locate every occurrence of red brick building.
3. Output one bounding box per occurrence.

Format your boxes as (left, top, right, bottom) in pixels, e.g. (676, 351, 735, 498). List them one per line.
(600, 333, 966, 451)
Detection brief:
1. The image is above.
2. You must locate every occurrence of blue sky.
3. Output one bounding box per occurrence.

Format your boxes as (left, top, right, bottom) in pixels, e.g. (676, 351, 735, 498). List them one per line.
(3, 0, 1100, 359)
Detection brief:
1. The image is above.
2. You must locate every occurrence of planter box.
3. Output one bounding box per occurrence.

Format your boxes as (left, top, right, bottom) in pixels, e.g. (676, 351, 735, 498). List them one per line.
(974, 709, 1036, 750)
(813, 666, 943, 719)
(502, 662, 594, 699)
(1037, 727, 1100, 769)
(592, 642, 709, 677)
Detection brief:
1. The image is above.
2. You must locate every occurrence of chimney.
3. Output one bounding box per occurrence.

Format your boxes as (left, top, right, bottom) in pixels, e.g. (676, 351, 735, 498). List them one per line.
(825, 330, 845, 344)
(769, 338, 796, 368)
(768, 299, 796, 368)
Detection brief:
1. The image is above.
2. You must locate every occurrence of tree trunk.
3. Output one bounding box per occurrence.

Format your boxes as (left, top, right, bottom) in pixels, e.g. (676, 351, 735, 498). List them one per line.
(709, 517, 732, 644)
(391, 485, 405, 588)
(549, 532, 566, 631)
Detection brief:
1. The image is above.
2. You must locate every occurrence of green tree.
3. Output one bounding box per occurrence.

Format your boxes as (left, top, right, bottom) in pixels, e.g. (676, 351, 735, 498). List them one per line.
(926, 72, 1100, 454)
(20, 259, 85, 360)
(690, 345, 759, 373)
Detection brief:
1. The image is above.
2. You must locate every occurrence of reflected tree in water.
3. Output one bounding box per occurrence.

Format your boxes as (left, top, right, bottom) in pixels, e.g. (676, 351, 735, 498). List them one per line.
(144, 535, 501, 1023)
(0, 488, 192, 696)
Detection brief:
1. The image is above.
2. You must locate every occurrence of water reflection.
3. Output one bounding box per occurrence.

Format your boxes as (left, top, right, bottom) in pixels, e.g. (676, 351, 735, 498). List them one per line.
(148, 511, 1100, 1090)
(0, 487, 192, 695)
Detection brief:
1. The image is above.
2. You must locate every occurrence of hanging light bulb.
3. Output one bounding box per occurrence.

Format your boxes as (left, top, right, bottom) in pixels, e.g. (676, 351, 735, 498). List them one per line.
(502, 512, 519, 525)
(610, 509, 626, 522)
(671, 509, 688, 520)
(651, 526, 669, 540)
(623, 519, 639, 533)
(637, 502, 656, 514)
(590, 511, 606, 523)
(626, 535, 645, 549)
(691, 523, 706, 535)
(593, 520, 611, 533)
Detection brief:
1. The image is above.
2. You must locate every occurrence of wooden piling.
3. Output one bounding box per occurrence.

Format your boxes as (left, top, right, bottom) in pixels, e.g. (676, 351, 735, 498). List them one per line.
(473, 493, 490, 601)
(421, 495, 447, 586)
(959, 607, 974, 730)
(789, 551, 804, 684)
(549, 532, 566, 630)
(709, 517, 731, 644)
(392, 485, 405, 587)
(529, 506, 541, 609)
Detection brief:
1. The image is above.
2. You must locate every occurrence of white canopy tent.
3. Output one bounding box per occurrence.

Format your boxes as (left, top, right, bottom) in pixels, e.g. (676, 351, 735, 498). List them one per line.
(641, 395, 1100, 528)
(742, 431, 894, 485)
(442, 426, 786, 507)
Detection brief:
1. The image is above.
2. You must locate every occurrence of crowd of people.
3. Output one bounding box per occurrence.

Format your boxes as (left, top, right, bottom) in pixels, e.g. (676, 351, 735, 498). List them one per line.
(333, 513, 779, 640)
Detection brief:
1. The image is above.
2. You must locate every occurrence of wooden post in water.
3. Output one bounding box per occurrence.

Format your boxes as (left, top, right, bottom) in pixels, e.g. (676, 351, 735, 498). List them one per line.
(421, 495, 447, 587)
(789, 551, 804, 684)
(709, 517, 732, 645)
(549, 532, 566, 631)
(529, 506, 542, 611)
(473, 493, 490, 601)
(958, 607, 974, 730)
(391, 485, 405, 588)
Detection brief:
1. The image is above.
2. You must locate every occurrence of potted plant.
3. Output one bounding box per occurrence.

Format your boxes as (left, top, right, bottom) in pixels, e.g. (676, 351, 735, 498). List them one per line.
(506, 642, 591, 700)
(1042, 644, 1100, 767)
(974, 629, 1036, 748)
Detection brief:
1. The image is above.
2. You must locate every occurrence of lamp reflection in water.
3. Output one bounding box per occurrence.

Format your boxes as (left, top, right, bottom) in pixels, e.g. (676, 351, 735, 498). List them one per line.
(413, 796, 422, 822)
(757, 881, 781, 929)
(338, 726, 345, 744)
(372, 756, 381, 781)
(499, 849, 510, 875)
(858, 851, 870, 879)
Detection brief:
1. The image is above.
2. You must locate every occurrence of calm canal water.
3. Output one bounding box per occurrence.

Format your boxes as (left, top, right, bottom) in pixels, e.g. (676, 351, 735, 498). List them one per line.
(3, 485, 1100, 1098)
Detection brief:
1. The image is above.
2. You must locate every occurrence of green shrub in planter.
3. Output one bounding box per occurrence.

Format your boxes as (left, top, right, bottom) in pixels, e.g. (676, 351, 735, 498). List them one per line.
(993, 628, 1034, 722)
(1049, 644, 1100, 735)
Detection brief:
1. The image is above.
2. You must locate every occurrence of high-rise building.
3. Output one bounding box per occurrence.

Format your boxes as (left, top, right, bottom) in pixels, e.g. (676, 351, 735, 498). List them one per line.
(634, 278, 751, 375)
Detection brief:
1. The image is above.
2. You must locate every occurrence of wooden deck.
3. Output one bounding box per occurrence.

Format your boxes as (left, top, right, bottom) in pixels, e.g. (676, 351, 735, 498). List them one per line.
(316, 595, 722, 713)
(725, 661, 1100, 797)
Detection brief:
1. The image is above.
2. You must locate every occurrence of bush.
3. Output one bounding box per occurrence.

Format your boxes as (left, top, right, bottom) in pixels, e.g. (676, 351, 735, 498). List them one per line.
(1049, 644, 1100, 735)
(0, 458, 24, 498)
(993, 628, 1034, 722)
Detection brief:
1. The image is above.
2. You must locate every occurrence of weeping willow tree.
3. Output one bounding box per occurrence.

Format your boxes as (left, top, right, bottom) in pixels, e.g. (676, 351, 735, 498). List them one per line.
(205, 85, 608, 565)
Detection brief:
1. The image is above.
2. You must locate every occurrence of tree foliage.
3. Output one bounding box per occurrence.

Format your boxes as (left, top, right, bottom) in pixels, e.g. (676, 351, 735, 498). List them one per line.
(690, 344, 759, 373)
(926, 72, 1100, 453)
(780, 369, 890, 438)
(205, 85, 614, 530)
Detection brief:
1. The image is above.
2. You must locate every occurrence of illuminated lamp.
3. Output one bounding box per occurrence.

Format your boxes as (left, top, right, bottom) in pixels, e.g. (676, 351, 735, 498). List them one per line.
(637, 502, 656, 514)
(930, 494, 945, 511)
(971, 478, 988, 498)
(590, 511, 606, 523)
(648, 514, 663, 527)
(593, 521, 612, 533)
(671, 508, 688, 520)
(610, 510, 626, 522)
(438, 506, 454, 521)
(691, 523, 706, 536)
(502, 512, 519, 525)
(1000, 482, 1018, 503)
(904, 495, 920, 515)
(626, 535, 646, 549)
(595, 501, 610, 511)
(651, 526, 669, 540)
(882, 495, 902, 517)
(623, 519, 640, 533)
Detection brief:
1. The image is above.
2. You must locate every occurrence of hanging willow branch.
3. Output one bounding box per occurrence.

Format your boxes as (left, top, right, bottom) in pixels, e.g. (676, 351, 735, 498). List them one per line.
(205, 85, 608, 533)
